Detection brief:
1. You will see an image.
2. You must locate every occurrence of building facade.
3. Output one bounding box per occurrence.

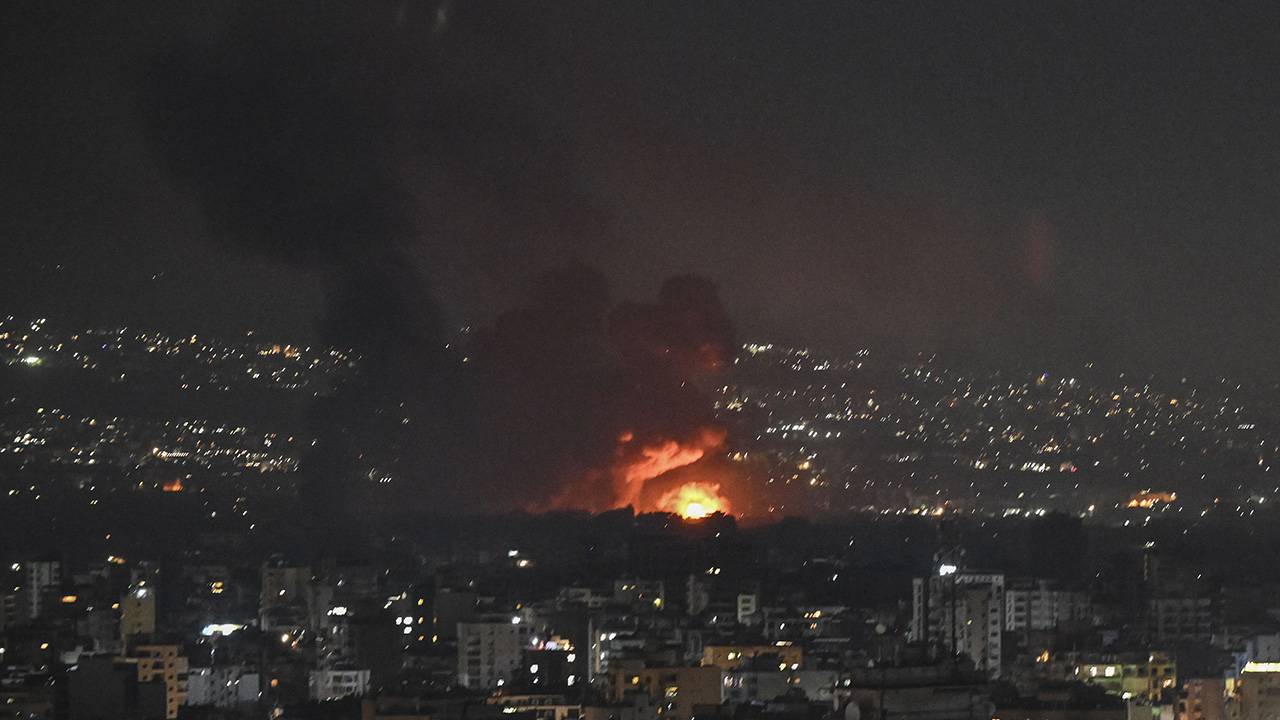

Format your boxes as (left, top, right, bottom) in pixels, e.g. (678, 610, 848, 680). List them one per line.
(458, 619, 533, 689)
(911, 569, 1005, 679)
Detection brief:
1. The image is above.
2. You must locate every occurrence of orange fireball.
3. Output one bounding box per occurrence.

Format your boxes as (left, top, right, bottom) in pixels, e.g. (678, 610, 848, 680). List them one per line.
(657, 482, 729, 519)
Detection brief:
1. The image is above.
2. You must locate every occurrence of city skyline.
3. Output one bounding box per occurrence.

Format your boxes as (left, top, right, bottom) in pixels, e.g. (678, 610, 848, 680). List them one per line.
(4, 4, 1280, 718)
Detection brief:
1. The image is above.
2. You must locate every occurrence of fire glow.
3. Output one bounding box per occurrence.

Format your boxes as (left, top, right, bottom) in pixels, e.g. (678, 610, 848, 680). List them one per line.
(657, 482, 729, 520)
(614, 427, 726, 509)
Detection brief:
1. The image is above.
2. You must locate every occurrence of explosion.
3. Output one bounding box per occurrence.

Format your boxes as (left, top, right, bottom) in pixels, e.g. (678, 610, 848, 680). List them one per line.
(615, 428, 726, 508)
(463, 266, 737, 514)
(138, 2, 741, 519)
(657, 482, 730, 519)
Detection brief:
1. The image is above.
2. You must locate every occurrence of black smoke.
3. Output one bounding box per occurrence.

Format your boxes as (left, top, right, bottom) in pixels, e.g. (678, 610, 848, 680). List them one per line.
(465, 264, 735, 512)
(137, 2, 736, 522)
(138, 4, 457, 533)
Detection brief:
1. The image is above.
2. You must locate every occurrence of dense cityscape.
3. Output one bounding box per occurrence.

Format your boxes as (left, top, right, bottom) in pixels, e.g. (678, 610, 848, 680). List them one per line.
(5, 316, 1280, 719)
(6, 3, 1280, 720)
(6, 315, 1280, 523)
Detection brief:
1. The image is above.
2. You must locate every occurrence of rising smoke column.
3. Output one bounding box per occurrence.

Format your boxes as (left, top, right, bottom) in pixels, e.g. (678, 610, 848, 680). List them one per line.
(136, 2, 624, 514)
(138, 3, 738, 518)
(137, 4, 467, 533)
(606, 274, 735, 507)
(466, 265, 735, 513)
(140, 5, 445, 527)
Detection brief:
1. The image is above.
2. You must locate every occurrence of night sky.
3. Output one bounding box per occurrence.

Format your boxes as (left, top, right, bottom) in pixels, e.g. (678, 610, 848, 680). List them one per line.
(3, 2, 1278, 378)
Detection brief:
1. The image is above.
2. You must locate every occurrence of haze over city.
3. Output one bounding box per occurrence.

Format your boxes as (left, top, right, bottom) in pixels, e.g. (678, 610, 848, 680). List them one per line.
(2, 3, 1280, 720)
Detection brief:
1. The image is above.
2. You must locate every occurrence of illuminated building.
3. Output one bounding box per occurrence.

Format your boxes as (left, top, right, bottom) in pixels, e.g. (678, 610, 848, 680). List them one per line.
(1073, 652, 1176, 703)
(486, 692, 580, 720)
(763, 605, 854, 641)
(722, 668, 837, 704)
(131, 644, 189, 719)
(523, 646, 578, 688)
(120, 586, 156, 642)
(1127, 491, 1177, 509)
(1224, 635, 1280, 718)
(1230, 634, 1280, 683)
(590, 625, 650, 678)
(23, 560, 60, 620)
(458, 618, 533, 689)
(1178, 677, 1226, 720)
(1243, 635, 1280, 667)
(910, 551, 1004, 679)
(608, 665, 723, 720)
(1004, 579, 1091, 632)
(613, 580, 666, 610)
(1232, 662, 1280, 720)
(701, 643, 803, 671)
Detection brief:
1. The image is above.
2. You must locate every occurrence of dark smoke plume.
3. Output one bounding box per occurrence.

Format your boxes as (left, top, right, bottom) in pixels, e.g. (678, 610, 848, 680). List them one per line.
(137, 4, 457, 532)
(465, 264, 735, 513)
(138, 3, 737, 520)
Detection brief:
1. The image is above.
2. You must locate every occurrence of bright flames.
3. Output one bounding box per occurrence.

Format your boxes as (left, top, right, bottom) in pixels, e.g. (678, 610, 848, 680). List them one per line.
(613, 427, 726, 508)
(657, 482, 729, 520)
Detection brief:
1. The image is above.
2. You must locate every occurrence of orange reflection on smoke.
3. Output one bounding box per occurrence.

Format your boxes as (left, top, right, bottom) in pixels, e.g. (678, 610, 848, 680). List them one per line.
(614, 427, 726, 508)
(657, 482, 729, 520)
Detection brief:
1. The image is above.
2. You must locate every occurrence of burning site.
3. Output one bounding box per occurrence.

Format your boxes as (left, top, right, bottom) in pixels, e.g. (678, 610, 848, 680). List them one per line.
(135, 5, 744, 524)
(464, 264, 741, 518)
(656, 482, 730, 519)
(10, 3, 1280, 716)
